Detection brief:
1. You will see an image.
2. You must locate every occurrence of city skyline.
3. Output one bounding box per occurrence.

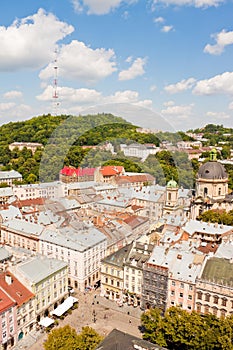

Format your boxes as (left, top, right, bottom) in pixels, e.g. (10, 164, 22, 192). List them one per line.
(0, 0, 233, 131)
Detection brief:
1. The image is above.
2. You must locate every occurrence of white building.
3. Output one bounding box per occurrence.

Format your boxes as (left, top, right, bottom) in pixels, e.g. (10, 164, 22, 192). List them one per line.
(13, 182, 68, 200)
(120, 143, 158, 161)
(0, 170, 22, 186)
(39, 223, 107, 291)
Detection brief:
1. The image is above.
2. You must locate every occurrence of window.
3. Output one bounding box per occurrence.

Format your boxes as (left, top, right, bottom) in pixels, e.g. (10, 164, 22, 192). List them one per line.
(172, 281, 176, 286)
(189, 285, 193, 291)
(213, 295, 219, 304)
(204, 305, 209, 314)
(180, 293, 183, 298)
(205, 294, 210, 302)
(171, 290, 175, 296)
(196, 303, 201, 313)
(222, 298, 227, 307)
(197, 291, 202, 300)
(188, 295, 192, 300)
(180, 283, 184, 288)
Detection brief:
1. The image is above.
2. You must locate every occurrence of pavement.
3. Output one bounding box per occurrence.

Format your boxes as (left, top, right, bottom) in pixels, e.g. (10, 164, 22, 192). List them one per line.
(13, 288, 143, 350)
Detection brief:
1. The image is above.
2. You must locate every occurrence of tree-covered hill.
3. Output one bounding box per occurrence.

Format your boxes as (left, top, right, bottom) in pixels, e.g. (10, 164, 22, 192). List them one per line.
(0, 116, 231, 188)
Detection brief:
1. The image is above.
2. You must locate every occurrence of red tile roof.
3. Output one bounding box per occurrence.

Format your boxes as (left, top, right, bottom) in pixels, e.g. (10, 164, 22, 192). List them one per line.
(0, 271, 34, 306)
(115, 174, 155, 184)
(0, 288, 15, 313)
(12, 198, 45, 208)
(60, 166, 96, 177)
(100, 166, 124, 176)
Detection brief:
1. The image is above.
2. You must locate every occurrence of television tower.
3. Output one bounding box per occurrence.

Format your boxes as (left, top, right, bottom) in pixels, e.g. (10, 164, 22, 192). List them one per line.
(52, 49, 60, 116)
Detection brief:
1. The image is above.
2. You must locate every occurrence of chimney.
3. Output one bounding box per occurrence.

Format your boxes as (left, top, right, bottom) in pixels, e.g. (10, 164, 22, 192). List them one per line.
(5, 274, 12, 285)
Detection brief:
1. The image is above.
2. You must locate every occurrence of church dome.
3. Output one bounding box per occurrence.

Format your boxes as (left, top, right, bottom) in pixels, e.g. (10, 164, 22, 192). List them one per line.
(167, 179, 178, 188)
(197, 161, 228, 180)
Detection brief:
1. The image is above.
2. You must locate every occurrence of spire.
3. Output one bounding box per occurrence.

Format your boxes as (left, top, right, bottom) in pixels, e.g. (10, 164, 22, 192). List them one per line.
(209, 148, 217, 161)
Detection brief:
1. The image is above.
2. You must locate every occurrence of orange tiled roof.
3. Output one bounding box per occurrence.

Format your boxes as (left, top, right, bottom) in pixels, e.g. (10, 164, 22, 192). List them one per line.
(0, 271, 34, 306)
(100, 166, 124, 176)
(0, 288, 15, 313)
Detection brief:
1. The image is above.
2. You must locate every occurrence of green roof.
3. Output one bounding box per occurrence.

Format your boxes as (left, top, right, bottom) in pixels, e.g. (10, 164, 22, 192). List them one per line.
(167, 179, 178, 188)
(201, 257, 233, 287)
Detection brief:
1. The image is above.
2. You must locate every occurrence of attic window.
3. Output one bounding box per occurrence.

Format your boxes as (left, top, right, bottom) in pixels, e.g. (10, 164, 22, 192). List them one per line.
(205, 170, 209, 174)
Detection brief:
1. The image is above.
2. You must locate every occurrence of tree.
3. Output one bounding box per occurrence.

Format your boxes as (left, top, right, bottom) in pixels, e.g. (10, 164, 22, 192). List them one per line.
(76, 326, 103, 350)
(43, 325, 79, 350)
(141, 307, 233, 350)
(43, 325, 102, 350)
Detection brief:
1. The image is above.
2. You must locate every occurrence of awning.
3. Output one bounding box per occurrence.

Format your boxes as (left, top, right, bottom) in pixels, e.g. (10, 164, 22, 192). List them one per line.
(51, 296, 79, 317)
(38, 317, 54, 328)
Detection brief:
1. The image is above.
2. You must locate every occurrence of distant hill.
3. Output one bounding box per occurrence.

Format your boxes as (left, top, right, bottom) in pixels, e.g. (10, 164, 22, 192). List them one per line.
(0, 113, 134, 147)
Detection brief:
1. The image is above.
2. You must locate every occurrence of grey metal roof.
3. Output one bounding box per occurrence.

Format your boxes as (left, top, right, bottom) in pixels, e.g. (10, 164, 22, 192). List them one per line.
(183, 219, 232, 235)
(0, 187, 14, 196)
(0, 170, 22, 179)
(40, 225, 106, 252)
(2, 218, 43, 236)
(0, 246, 12, 262)
(17, 256, 68, 284)
(148, 246, 203, 283)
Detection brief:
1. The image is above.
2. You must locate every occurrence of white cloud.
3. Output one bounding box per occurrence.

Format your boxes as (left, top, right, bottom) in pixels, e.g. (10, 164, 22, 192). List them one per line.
(229, 101, 233, 110)
(0, 9, 74, 72)
(154, 17, 165, 23)
(150, 85, 157, 92)
(37, 85, 152, 111)
(161, 103, 194, 119)
(163, 100, 175, 107)
(39, 40, 117, 84)
(71, 0, 137, 15)
(161, 25, 173, 33)
(151, 0, 223, 8)
(37, 86, 102, 104)
(164, 78, 196, 94)
(193, 72, 233, 95)
(206, 111, 230, 120)
(204, 29, 233, 55)
(3, 90, 23, 99)
(118, 57, 147, 81)
(0, 102, 15, 111)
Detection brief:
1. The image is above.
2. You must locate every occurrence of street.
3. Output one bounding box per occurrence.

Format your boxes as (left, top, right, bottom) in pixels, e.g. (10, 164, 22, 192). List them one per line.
(18, 289, 143, 350)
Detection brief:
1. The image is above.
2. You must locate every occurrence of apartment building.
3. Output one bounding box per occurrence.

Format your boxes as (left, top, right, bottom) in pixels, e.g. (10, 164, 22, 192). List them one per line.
(195, 256, 233, 318)
(0, 218, 43, 252)
(100, 243, 132, 302)
(0, 288, 17, 349)
(0, 171, 22, 186)
(0, 271, 35, 343)
(9, 256, 68, 322)
(39, 224, 107, 291)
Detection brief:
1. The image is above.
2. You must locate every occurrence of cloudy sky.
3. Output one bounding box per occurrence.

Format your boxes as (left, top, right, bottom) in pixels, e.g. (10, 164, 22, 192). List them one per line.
(0, 0, 233, 131)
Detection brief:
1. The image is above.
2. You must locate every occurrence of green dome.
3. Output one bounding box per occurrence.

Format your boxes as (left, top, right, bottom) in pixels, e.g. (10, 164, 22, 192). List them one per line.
(167, 179, 178, 188)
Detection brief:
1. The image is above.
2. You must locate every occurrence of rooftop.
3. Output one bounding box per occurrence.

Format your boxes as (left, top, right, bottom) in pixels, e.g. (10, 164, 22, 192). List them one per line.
(201, 257, 233, 287)
(17, 256, 68, 284)
(0, 271, 34, 306)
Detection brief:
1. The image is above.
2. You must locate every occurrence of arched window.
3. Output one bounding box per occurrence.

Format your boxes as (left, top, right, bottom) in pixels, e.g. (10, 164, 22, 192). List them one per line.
(218, 187, 221, 196)
(204, 187, 208, 196)
(168, 192, 171, 201)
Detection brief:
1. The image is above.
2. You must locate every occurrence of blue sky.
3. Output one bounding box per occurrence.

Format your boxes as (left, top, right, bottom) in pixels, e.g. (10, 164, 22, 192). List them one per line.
(0, 0, 233, 131)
